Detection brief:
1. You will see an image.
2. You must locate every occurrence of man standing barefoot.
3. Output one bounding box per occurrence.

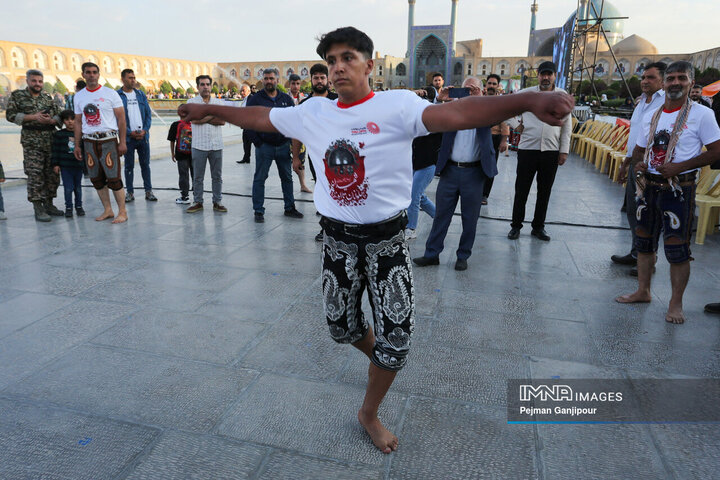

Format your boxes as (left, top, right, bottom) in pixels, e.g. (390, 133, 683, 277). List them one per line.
(179, 26, 574, 453)
(73, 62, 128, 223)
(615, 61, 720, 324)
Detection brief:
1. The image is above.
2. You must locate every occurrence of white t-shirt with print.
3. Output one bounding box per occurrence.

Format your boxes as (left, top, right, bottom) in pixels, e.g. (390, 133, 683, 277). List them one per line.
(124, 89, 143, 131)
(73, 86, 123, 134)
(269, 90, 431, 224)
(637, 103, 720, 174)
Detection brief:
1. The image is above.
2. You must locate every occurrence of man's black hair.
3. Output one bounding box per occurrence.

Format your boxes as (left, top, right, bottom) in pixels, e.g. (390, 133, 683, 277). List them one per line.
(665, 60, 694, 80)
(644, 62, 667, 76)
(486, 74, 501, 83)
(60, 109, 75, 121)
(431, 72, 443, 79)
(81, 62, 99, 73)
(121, 68, 134, 78)
(196, 75, 212, 86)
(316, 26, 373, 60)
(75, 80, 86, 90)
(692, 84, 704, 89)
(310, 63, 328, 76)
(289, 73, 301, 82)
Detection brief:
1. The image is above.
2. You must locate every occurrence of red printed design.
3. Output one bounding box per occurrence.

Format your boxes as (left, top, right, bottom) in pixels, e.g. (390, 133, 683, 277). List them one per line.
(649, 129, 671, 168)
(323, 139, 369, 206)
(83, 103, 101, 127)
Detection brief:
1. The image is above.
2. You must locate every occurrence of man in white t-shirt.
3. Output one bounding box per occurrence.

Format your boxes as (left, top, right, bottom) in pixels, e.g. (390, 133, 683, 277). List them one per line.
(616, 61, 720, 324)
(73, 62, 128, 224)
(179, 26, 573, 454)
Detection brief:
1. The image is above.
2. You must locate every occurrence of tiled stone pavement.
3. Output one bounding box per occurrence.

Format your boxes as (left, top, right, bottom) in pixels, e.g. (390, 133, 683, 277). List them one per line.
(0, 144, 719, 479)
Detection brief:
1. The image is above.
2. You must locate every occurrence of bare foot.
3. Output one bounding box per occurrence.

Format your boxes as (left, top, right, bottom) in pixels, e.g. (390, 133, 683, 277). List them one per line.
(665, 306, 685, 324)
(95, 210, 114, 221)
(112, 210, 128, 224)
(300, 187, 313, 193)
(615, 291, 651, 304)
(358, 409, 398, 454)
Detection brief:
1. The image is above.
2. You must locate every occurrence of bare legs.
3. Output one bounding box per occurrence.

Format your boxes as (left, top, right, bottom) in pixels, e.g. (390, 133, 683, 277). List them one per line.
(615, 251, 654, 304)
(294, 164, 312, 193)
(351, 330, 399, 454)
(94, 187, 127, 224)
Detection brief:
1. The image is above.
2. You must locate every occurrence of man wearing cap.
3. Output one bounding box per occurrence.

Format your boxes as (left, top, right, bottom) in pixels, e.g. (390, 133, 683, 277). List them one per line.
(507, 61, 572, 241)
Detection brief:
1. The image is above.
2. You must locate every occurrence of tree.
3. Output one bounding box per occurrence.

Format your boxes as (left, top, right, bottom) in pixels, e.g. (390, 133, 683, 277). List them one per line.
(54, 81, 67, 95)
(697, 68, 720, 87)
(176, 87, 186, 96)
(211, 85, 219, 94)
(276, 84, 287, 93)
(300, 80, 312, 94)
(136, 84, 147, 94)
(186, 86, 195, 95)
(230, 86, 237, 94)
(160, 81, 173, 95)
(625, 76, 641, 98)
(42, 82, 54, 94)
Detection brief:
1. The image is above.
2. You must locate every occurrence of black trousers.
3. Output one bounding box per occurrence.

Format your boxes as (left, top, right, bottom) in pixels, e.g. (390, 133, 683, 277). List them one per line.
(242, 130, 252, 162)
(511, 149, 559, 230)
(483, 134, 503, 198)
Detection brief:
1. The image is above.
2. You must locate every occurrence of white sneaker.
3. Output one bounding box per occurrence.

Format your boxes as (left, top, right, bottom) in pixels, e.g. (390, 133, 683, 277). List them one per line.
(175, 197, 191, 204)
(405, 228, 417, 239)
(0, 211, 6, 220)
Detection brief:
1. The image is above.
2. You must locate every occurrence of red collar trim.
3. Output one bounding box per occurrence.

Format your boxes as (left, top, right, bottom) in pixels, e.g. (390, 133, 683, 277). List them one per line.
(86, 85, 101, 93)
(663, 106, 682, 113)
(337, 91, 375, 109)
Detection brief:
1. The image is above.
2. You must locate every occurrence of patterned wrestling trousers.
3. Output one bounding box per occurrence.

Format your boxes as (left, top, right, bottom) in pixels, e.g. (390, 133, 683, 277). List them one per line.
(320, 213, 415, 372)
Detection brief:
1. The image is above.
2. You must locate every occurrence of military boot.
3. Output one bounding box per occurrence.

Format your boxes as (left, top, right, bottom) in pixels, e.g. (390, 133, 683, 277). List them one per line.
(44, 199, 64, 216)
(32, 201, 51, 222)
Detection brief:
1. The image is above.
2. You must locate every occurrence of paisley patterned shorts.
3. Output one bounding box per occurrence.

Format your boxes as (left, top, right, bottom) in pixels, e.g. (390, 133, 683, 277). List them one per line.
(320, 215, 415, 372)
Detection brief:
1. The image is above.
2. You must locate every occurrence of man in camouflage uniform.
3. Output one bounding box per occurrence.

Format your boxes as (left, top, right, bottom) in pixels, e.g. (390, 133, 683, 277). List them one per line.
(5, 69, 62, 221)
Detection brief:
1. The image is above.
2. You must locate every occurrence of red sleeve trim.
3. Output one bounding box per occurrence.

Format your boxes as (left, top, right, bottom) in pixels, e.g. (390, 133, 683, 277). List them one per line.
(337, 91, 375, 109)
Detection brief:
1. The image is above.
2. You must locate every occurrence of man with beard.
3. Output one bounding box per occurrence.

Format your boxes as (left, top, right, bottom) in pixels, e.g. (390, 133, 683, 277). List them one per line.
(246, 68, 303, 222)
(616, 61, 720, 325)
(613, 62, 666, 273)
(482, 74, 509, 204)
(5, 69, 62, 221)
(291, 63, 338, 240)
(178, 26, 573, 454)
(690, 85, 710, 107)
(508, 61, 572, 241)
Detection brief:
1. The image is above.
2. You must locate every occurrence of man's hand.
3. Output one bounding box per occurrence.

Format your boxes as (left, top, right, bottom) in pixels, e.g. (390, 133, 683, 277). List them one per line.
(74, 146, 82, 162)
(178, 103, 209, 122)
(32, 113, 54, 125)
(617, 160, 629, 184)
(118, 141, 127, 156)
(171, 154, 176, 163)
(437, 87, 451, 102)
(53, 166, 60, 174)
(499, 139, 508, 153)
(634, 162, 648, 175)
(468, 84, 483, 97)
(529, 91, 574, 127)
(656, 162, 686, 179)
(413, 89, 427, 98)
(558, 153, 568, 166)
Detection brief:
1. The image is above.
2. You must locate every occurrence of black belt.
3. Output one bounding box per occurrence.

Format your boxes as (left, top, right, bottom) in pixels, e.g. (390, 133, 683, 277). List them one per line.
(320, 211, 407, 237)
(22, 125, 55, 131)
(643, 172, 696, 183)
(448, 160, 482, 168)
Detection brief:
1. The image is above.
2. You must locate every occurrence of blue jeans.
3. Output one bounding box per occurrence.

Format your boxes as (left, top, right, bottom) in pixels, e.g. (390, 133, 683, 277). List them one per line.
(124, 136, 152, 194)
(60, 167, 83, 209)
(424, 164, 486, 261)
(252, 142, 295, 214)
(407, 165, 436, 230)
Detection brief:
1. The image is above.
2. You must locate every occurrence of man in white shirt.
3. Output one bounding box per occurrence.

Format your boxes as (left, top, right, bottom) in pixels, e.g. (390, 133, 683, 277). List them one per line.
(616, 61, 720, 325)
(73, 62, 128, 224)
(613, 62, 666, 270)
(185, 75, 227, 213)
(508, 61, 572, 242)
(179, 26, 573, 455)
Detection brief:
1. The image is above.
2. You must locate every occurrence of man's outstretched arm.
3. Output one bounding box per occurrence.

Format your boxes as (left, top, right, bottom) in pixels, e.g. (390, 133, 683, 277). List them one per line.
(422, 90, 574, 133)
(178, 104, 277, 133)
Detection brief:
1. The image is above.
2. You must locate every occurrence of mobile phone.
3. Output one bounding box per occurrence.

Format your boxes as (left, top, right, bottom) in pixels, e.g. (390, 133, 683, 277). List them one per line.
(41, 108, 52, 114)
(448, 87, 471, 99)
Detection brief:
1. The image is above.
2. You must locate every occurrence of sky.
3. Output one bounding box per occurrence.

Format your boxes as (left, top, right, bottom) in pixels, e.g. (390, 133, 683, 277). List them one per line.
(3, 0, 719, 63)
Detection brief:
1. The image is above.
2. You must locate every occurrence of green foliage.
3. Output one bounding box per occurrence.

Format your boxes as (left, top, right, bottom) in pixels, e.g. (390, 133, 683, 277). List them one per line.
(186, 86, 195, 94)
(104, 81, 113, 89)
(230, 86, 237, 94)
(136, 84, 147, 94)
(525, 77, 538, 87)
(300, 80, 312, 94)
(176, 87, 186, 96)
(578, 79, 608, 96)
(42, 82, 54, 93)
(697, 68, 720, 87)
(276, 84, 287, 93)
(211, 85, 219, 94)
(625, 76, 641, 98)
(604, 98, 625, 107)
(160, 81, 173, 95)
(54, 81, 67, 95)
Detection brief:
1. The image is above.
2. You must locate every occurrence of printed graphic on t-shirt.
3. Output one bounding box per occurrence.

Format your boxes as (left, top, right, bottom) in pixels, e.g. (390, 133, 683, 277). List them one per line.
(67, 138, 75, 153)
(83, 103, 101, 127)
(649, 129, 671, 168)
(323, 138, 368, 206)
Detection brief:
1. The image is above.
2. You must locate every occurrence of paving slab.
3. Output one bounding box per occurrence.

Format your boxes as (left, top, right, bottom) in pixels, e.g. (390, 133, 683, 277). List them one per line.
(257, 451, 384, 480)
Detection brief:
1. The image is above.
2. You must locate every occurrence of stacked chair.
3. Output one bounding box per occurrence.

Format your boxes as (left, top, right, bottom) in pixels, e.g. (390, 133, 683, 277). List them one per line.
(694, 165, 720, 245)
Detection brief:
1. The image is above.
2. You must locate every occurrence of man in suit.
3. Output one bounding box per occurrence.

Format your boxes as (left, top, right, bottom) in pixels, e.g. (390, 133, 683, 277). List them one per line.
(412, 77, 497, 271)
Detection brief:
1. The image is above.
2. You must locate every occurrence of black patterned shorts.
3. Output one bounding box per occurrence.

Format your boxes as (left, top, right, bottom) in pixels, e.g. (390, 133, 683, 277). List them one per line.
(320, 214, 414, 371)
